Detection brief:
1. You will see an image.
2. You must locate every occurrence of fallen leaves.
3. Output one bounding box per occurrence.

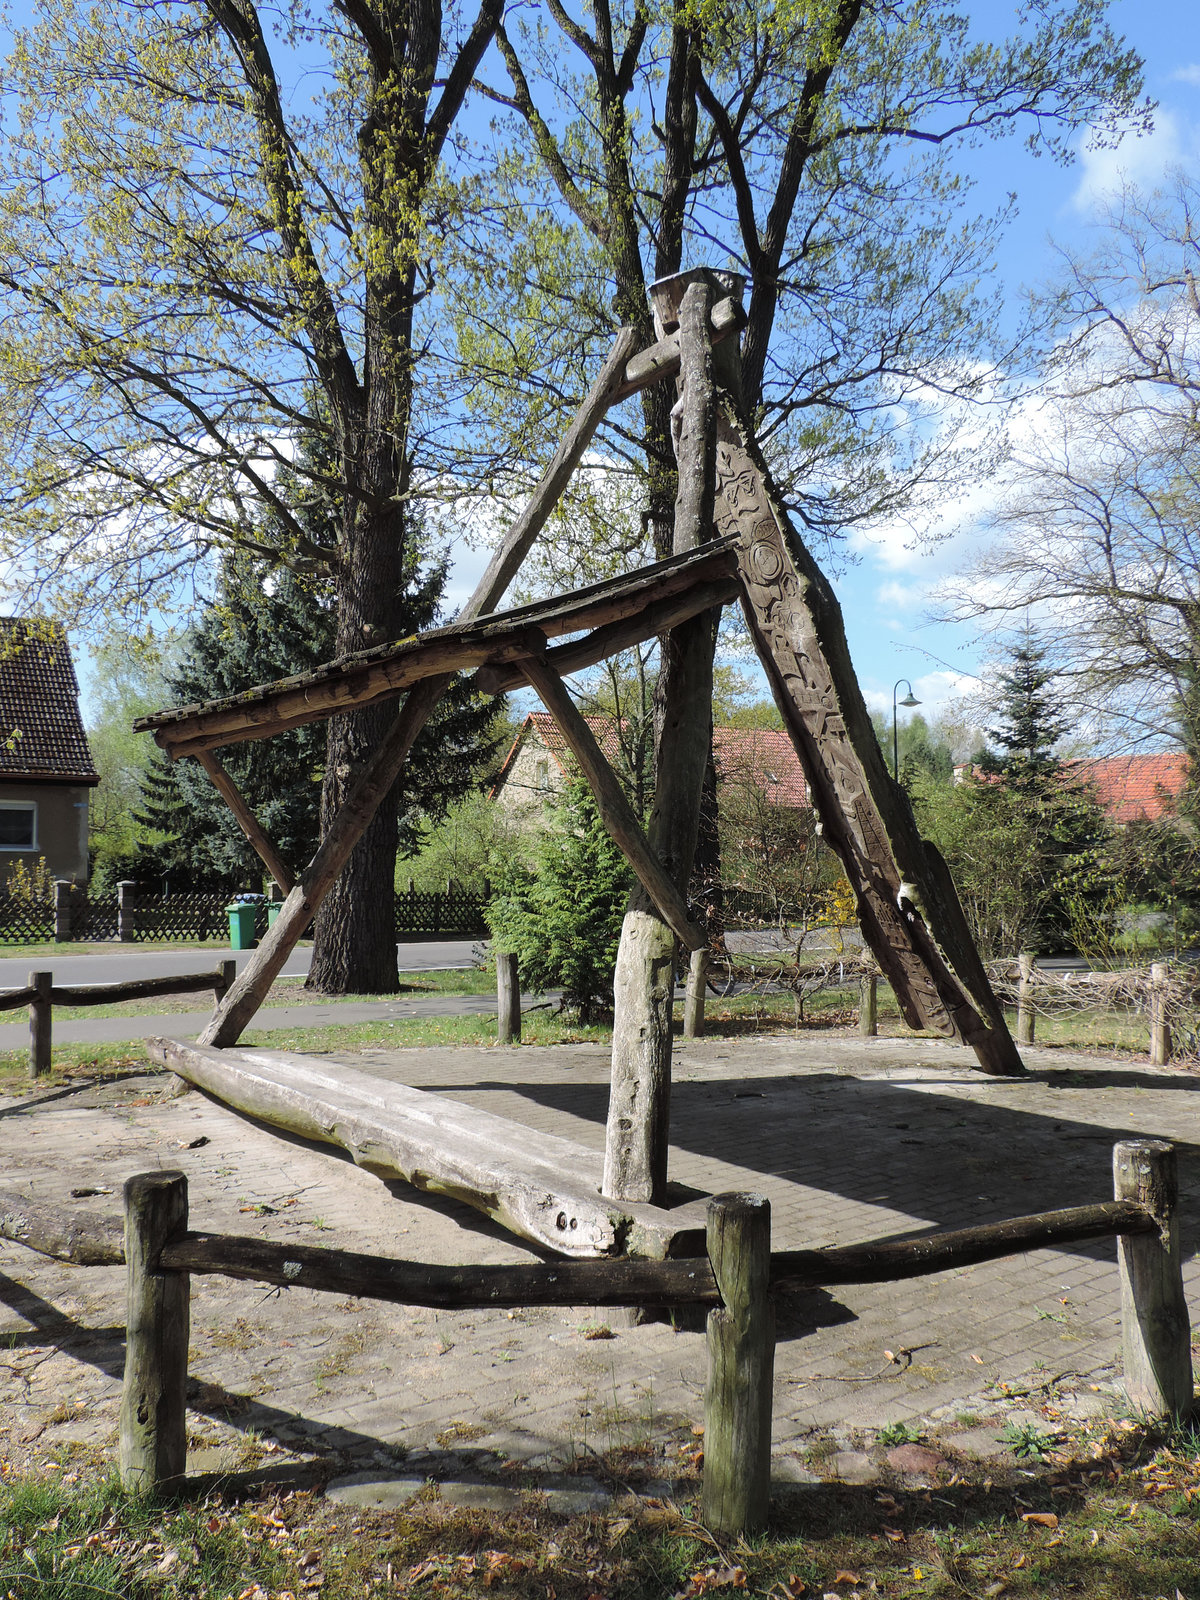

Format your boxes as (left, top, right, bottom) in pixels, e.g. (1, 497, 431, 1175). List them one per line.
(1020, 1512, 1059, 1529)
(674, 1565, 747, 1597)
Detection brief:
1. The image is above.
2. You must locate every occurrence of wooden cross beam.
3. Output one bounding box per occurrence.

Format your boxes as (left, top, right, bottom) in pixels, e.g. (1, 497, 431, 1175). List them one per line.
(193, 750, 295, 896)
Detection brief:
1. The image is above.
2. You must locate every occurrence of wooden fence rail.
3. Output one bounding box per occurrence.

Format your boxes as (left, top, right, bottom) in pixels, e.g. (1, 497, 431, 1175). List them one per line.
(0, 962, 236, 1080)
(0, 1139, 1190, 1533)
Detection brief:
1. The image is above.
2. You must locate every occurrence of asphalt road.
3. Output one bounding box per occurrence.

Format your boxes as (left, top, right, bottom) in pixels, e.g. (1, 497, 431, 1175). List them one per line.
(0, 938, 482, 989)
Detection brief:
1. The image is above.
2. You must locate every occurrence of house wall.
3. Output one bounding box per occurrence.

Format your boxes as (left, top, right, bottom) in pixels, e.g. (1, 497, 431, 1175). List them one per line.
(493, 734, 563, 827)
(0, 781, 91, 885)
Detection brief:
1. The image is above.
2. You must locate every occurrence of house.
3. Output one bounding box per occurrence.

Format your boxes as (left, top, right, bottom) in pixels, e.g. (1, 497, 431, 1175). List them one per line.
(954, 750, 1189, 825)
(0, 618, 99, 884)
(490, 712, 811, 820)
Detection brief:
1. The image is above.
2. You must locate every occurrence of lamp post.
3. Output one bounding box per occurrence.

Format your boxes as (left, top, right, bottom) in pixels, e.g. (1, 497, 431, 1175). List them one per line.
(893, 679, 920, 779)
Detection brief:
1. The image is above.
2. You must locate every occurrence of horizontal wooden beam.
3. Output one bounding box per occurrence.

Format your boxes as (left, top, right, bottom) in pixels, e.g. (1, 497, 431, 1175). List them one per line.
(520, 656, 708, 952)
(0, 1188, 125, 1265)
(474, 572, 740, 694)
(140, 542, 737, 759)
(615, 295, 745, 400)
(48, 969, 231, 1008)
(148, 1037, 703, 1258)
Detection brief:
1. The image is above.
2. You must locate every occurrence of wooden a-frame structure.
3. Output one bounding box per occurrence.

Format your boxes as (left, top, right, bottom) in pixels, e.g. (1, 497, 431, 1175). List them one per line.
(137, 269, 1022, 1251)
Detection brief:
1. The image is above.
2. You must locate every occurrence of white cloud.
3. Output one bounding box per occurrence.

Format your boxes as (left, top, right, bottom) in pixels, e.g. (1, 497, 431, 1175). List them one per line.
(1071, 111, 1199, 213)
(1170, 66, 1200, 87)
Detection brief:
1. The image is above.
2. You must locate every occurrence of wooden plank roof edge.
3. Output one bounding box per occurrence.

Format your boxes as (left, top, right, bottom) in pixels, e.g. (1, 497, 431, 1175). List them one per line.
(134, 536, 739, 739)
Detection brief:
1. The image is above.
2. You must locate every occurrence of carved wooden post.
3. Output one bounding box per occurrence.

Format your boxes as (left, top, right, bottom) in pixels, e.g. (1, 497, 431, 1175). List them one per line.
(1149, 963, 1172, 1065)
(120, 1171, 190, 1493)
(117, 880, 138, 944)
(858, 971, 877, 1037)
(606, 271, 729, 1203)
(1016, 952, 1035, 1045)
(1113, 1140, 1193, 1421)
(703, 1192, 774, 1537)
(28, 970, 51, 1079)
(684, 949, 710, 1039)
(497, 952, 521, 1045)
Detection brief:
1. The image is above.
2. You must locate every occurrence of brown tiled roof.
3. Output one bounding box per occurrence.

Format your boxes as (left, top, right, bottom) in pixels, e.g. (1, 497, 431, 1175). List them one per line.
(1070, 751, 1188, 823)
(0, 618, 99, 785)
(492, 712, 810, 807)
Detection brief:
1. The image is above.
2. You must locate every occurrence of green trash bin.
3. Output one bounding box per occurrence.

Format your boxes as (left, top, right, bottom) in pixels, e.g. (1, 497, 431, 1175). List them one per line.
(226, 900, 258, 950)
(267, 900, 283, 929)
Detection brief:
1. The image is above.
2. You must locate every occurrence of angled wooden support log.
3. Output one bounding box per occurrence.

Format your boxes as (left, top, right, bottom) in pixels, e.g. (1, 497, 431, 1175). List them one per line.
(713, 398, 1023, 1078)
(615, 294, 746, 400)
(194, 750, 295, 894)
(521, 655, 707, 953)
(1114, 1140, 1193, 1420)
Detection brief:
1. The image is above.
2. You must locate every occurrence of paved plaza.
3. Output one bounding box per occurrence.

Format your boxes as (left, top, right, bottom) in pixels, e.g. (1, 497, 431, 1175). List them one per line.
(1, 1032, 1197, 1495)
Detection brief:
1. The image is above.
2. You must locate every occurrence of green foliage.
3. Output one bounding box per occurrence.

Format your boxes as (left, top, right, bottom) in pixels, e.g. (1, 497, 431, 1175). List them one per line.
(486, 778, 633, 1022)
(85, 638, 175, 889)
(399, 787, 526, 894)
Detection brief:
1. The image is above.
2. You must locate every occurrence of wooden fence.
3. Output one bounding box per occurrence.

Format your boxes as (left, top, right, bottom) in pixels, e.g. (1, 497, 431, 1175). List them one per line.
(0, 962, 235, 1078)
(0, 1139, 1190, 1535)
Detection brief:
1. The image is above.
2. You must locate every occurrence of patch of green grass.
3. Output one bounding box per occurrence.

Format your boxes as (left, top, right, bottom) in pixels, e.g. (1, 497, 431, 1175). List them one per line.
(998, 1418, 1060, 1459)
(878, 1420, 924, 1447)
(2, 1417, 1199, 1600)
(0, 1042, 150, 1088)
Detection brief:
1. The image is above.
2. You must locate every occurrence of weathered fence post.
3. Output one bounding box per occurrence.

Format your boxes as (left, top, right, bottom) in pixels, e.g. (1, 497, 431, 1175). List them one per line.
(1113, 1140, 1193, 1420)
(1149, 963, 1172, 1066)
(117, 881, 138, 944)
(1016, 951, 1035, 1045)
(684, 949, 710, 1039)
(703, 1192, 774, 1537)
(28, 970, 51, 1079)
(213, 959, 236, 1005)
(858, 971, 877, 1037)
(497, 952, 521, 1045)
(53, 880, 79, 943)
(120, 1171, 190, 1494)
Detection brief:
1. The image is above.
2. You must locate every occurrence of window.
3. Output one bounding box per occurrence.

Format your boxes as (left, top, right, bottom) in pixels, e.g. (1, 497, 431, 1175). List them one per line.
(0, 802, 36, 850)
(535, 759, 549, 790)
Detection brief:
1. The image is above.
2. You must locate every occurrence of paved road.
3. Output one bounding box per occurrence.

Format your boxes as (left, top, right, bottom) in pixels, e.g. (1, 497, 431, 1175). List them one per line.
(0, 938, 481, 988)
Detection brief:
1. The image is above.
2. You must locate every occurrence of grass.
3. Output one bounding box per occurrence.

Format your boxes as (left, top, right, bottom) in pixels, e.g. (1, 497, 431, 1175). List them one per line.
(1, 1416, 1198, 1598)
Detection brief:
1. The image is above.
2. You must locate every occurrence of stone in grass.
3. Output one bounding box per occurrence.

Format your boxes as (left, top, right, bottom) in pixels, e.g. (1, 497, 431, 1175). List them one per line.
(885, 1443, 946, 1478)
(325, 1473, 428, 1509)
(826, 1450, 878, 1484)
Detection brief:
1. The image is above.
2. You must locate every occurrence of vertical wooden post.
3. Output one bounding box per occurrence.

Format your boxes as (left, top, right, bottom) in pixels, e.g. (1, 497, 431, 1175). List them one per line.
(497, 952, 521, 1045)
(1149, 963, 1172, 1065)
(1016, 952, 1035, 1045)
(117, 880, 138, 943)
(28, 970, 51, 1079)
(858, 972, 877, 1037)
(213, 958, 236, 1005)
(703, 1192, 774, 1537)
(120, 1170, 190, 1494)
(684, 949, 710, 1039)
(1113, 1140, 1193, 1421)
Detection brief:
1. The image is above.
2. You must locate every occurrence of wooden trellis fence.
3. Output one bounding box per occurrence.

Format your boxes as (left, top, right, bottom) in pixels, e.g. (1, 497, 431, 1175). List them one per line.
(0, 1139, 1190, 1535)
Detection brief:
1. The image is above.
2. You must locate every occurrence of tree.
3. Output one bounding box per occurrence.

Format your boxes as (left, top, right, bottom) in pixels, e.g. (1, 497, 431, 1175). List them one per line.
(947, 174, 1200, 749)
(0, 0, 503, 990)
(915, 638, 1114, 954)
(85, 639, 175, 889)
(139, 540, 499, 907)
(486, 777, 633, 1022)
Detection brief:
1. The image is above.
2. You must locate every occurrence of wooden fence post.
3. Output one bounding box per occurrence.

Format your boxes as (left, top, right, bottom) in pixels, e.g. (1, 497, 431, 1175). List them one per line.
(703, 1192, 774, 1537)
(117, 880, 138, 944)
(120, 1171, 190, 1494)
(1016, 952, 1035, 1045)
(684, 949, 710, 1039)
(28, 970, 51, 1079)
(1113, 1140, 1193, 1421)
(213, 959, 236, 1005)
(53, 880, 78, 943)
(858, 971, 877, 1037)
(497, 952, 521, 1045)
(1149, 963, 1172, 1066)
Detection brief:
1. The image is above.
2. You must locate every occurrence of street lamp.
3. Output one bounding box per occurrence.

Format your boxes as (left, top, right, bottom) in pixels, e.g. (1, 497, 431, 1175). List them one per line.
(892, 679, 920, 779)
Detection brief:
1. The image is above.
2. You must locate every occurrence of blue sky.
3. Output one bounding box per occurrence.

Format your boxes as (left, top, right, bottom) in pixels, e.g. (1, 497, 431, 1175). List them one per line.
(2, 1, 1193, 734)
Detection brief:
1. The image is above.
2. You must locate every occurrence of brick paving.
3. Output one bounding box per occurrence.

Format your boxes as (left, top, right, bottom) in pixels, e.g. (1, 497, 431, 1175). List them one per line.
(0, 1032, 1197, 1489)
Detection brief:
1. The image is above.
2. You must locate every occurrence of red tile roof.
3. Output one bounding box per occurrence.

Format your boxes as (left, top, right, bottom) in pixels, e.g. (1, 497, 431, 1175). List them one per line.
(1070, 751, 1188, 823)
(0, 618, 98, 785)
